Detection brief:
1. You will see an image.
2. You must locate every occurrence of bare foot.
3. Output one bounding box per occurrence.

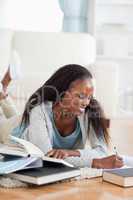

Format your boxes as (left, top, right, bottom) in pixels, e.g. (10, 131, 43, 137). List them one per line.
(1, 67, 11, 92)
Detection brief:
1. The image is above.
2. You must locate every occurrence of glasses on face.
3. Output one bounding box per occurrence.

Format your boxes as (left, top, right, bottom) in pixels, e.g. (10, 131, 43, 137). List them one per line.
(76, 93, 93, 101)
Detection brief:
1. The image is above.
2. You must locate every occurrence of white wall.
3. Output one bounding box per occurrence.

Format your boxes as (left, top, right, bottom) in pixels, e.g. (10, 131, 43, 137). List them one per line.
(13, 31, 95, 85)
(96, 1, 133, 28)
(96, 1, 133, 115)
(0, 0, 63, 32)
(92, 60, 119, 119)
(0, 29, 14, 76)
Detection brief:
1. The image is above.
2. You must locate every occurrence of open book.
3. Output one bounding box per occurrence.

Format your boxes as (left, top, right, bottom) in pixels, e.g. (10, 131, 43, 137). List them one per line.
(0, 136, 73, 174)
(0, 156, 43, 174)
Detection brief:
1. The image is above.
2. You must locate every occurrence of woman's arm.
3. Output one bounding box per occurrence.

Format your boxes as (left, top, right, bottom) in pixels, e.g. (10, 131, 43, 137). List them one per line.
(22, 106, 123, 168)
(46, 146, 107, 168)
(64, 137, 123, 168)
(64, 127, 109, 167)
(46, 143, 108, 168)
(46, 134, 123, 168)
(46, 125, 109, 168)
(22, 105, 53, 155)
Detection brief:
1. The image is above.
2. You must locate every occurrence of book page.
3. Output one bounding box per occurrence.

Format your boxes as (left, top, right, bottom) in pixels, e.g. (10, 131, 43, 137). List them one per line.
(0, 157, 40, 174)
(11, 137, 74, 167)
(2, 136, 73, 167)
(10, 136, 44, 157)
(0, 143, 27, 157)
(42, 156, 74, 168)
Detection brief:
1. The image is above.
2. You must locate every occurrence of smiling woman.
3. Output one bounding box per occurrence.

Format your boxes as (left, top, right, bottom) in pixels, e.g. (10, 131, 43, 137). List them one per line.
(12, 64, 124, 169)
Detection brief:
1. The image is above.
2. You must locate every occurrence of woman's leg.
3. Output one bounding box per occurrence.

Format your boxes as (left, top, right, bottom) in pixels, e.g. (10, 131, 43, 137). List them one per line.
(0, 66, 18, 118)
(0, 96, 18, 118)
(0, 114, 21, 143)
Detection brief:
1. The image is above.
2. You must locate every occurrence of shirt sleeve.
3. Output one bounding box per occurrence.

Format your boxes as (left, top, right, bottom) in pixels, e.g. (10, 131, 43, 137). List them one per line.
(64, 143, 108, 168)
(22, 105, 53, 155)
(64, 127, 109, 168)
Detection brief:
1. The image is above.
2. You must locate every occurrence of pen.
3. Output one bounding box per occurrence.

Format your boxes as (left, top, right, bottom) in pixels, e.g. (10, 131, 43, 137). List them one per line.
(114, 146, 118, 156)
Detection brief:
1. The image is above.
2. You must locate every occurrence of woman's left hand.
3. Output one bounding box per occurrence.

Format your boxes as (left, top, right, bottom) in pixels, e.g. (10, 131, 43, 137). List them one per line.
(46, 149, 80, 159)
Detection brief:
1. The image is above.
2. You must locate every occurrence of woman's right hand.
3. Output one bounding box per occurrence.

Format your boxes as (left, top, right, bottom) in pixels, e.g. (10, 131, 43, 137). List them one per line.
(92, 155, 124, 169)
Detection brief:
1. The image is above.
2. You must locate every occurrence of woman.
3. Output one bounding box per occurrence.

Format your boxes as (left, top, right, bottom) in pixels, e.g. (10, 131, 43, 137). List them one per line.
(20, 64, 123, 168)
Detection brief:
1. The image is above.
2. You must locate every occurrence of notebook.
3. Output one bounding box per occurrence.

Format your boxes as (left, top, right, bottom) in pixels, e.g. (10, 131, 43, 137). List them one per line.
(103, 168, 133, 187)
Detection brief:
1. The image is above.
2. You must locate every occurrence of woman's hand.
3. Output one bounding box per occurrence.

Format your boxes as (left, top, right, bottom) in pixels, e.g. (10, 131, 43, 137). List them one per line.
(92, 155, 124, 169)
(46, 149, 80, 159)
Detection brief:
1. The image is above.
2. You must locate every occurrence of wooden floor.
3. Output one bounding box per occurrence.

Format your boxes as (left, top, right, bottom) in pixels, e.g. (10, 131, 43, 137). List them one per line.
(0, 178, 133, 200)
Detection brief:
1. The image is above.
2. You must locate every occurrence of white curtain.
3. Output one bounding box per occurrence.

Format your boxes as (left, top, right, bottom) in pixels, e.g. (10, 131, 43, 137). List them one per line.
(59, 0, 89, 32)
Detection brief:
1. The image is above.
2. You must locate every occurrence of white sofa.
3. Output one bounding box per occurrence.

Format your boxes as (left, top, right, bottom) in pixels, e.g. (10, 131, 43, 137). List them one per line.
(9, 31, 96, 111)
(0, 30, 118, 119)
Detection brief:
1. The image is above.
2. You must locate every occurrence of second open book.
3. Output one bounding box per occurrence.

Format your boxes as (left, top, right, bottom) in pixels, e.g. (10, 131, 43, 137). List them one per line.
(0, 136, 74, 174)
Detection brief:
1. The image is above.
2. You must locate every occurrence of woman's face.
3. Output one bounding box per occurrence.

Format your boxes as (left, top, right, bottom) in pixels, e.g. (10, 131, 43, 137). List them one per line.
(60, 78, 94, 116)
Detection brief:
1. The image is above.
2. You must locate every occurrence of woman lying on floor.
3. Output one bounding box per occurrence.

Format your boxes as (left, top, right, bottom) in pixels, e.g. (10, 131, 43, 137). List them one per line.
(14, 64, 124, 169)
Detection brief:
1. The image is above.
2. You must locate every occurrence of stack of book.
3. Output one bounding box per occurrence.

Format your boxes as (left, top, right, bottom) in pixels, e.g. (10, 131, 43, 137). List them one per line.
(0, 136, 80, 185)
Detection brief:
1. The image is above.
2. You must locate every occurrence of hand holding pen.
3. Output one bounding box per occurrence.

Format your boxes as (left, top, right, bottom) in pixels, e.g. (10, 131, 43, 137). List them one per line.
(113, 146, 124, 166)
(114, 146, 118, 156)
